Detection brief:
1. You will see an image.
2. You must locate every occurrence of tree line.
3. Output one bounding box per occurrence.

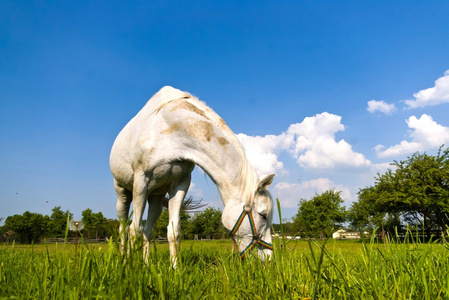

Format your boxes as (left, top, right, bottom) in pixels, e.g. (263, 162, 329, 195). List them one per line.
(0, 207, 114, 243)
(0, 205, 227, 243)
(2, 146, 448, 243)
(281, 145, 449, 240)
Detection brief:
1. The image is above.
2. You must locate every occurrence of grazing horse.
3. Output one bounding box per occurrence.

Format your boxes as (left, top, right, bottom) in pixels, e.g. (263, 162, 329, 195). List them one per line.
(110, 86, 275, 263)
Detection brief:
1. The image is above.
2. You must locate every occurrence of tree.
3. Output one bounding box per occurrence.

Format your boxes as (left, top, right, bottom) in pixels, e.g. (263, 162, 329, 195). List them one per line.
(4, 211, 49, 243)
(82, 209, 107, 239)
(349, 146, 449, 237)
(293, 190, 346, 238)
(272, 220, 295, 236)
(47, 206, 72, 237)
(348, 186, 384, 231)
(153, 209, 193, 238)
(392, 146, 449, 234)
(191, 207, 226, 239)
(349, 186, 402, 236)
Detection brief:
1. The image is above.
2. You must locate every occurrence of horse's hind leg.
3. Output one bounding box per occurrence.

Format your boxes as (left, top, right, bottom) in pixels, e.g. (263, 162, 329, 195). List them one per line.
(129, 172, 149, 248)
(114, 180, 132, 252)
(143, 194, 165, 260)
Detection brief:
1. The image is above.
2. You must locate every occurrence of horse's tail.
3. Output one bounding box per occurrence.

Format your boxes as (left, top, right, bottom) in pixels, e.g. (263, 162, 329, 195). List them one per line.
(162, 195, 207, 211)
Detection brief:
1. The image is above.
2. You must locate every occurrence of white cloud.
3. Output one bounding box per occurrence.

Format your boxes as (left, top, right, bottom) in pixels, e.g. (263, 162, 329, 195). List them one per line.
(238, 112, 371, 173)
(188, 182, 203, 198)
(367, 100, 396, 115)
(285, 112, 371, 169)
(405, 70, 449, 108)
(274, 178, 352, 209)
(237, 133, 284, 176)
(375, 114, 449, 158)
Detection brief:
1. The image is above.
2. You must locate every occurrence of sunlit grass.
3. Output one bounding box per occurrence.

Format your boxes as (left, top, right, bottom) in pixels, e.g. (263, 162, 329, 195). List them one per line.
(1, 237, 448, 299)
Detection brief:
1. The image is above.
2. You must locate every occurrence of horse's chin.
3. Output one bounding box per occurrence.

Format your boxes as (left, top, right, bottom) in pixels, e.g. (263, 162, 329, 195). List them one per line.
(258, 248, 273, 262)
(235, 237, 273, 261)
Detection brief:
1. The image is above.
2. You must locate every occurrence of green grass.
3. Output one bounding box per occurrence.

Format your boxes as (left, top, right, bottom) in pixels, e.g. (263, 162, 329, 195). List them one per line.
(1, 237, 448, 299)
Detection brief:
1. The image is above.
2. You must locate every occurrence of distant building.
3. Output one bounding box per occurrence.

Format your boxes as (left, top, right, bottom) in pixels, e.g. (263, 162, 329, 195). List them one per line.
(332, 229, 364, 239)
(272, 233, 301, 240)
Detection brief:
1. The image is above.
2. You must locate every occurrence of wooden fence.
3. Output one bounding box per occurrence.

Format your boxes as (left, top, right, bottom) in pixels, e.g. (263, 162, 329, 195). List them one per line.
(43, 237, 108, 244)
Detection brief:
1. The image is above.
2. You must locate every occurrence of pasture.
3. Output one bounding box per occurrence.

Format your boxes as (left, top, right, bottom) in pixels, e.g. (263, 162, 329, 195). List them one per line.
(1, 237, 448, 299)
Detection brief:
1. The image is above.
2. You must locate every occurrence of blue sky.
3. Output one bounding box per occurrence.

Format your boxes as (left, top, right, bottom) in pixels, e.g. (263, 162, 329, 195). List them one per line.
(1, 1, 449, 223)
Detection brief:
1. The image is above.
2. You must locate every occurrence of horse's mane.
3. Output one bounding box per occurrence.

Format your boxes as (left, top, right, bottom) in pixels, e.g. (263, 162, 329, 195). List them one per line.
(150, 86, 259, 206)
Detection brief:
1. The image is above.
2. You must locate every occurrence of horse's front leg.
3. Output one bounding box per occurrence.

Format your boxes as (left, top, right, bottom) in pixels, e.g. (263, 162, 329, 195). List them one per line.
(143, 194, 165, 261)
(167, 174, 191, 267)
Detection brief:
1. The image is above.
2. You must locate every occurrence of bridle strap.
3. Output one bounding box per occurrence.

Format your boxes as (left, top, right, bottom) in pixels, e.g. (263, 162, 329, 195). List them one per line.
(229, 207, 273, 258)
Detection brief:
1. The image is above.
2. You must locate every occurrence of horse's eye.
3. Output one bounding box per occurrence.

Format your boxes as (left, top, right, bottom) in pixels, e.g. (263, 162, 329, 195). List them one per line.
(258, 213, 267, 220)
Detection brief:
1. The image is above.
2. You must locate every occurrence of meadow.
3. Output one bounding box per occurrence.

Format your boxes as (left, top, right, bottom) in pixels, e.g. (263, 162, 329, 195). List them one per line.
(1, 234, 449, 299)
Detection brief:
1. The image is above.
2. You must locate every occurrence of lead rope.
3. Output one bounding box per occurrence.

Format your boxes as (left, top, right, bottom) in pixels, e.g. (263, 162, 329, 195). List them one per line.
(229, 206, 273, 258)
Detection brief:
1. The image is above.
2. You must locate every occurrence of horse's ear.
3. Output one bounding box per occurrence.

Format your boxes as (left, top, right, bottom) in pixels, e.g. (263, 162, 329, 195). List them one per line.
(257, 174, 275, 191)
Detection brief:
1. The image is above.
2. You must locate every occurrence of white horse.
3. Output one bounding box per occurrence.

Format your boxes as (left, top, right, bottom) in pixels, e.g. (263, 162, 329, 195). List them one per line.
(110, 86, 275, 263)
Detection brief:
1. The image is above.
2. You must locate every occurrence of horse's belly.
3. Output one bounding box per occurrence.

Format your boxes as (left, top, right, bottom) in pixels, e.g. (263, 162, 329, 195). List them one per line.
(147, 161, 194, 193)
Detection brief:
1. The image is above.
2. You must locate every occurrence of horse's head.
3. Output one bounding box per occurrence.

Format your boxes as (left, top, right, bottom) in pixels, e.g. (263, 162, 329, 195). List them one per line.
(223, 174, 275, 261)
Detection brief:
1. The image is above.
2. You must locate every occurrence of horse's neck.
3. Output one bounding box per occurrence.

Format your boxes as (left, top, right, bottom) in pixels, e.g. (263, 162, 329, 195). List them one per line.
(188, 140, 257, 206)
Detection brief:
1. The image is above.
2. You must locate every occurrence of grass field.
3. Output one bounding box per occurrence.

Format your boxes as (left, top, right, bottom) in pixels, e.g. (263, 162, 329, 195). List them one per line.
(1, 235, 449, 299)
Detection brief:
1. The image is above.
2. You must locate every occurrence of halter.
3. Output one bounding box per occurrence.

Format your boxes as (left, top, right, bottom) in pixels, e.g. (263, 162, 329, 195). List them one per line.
(229, 205, 274, 258)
